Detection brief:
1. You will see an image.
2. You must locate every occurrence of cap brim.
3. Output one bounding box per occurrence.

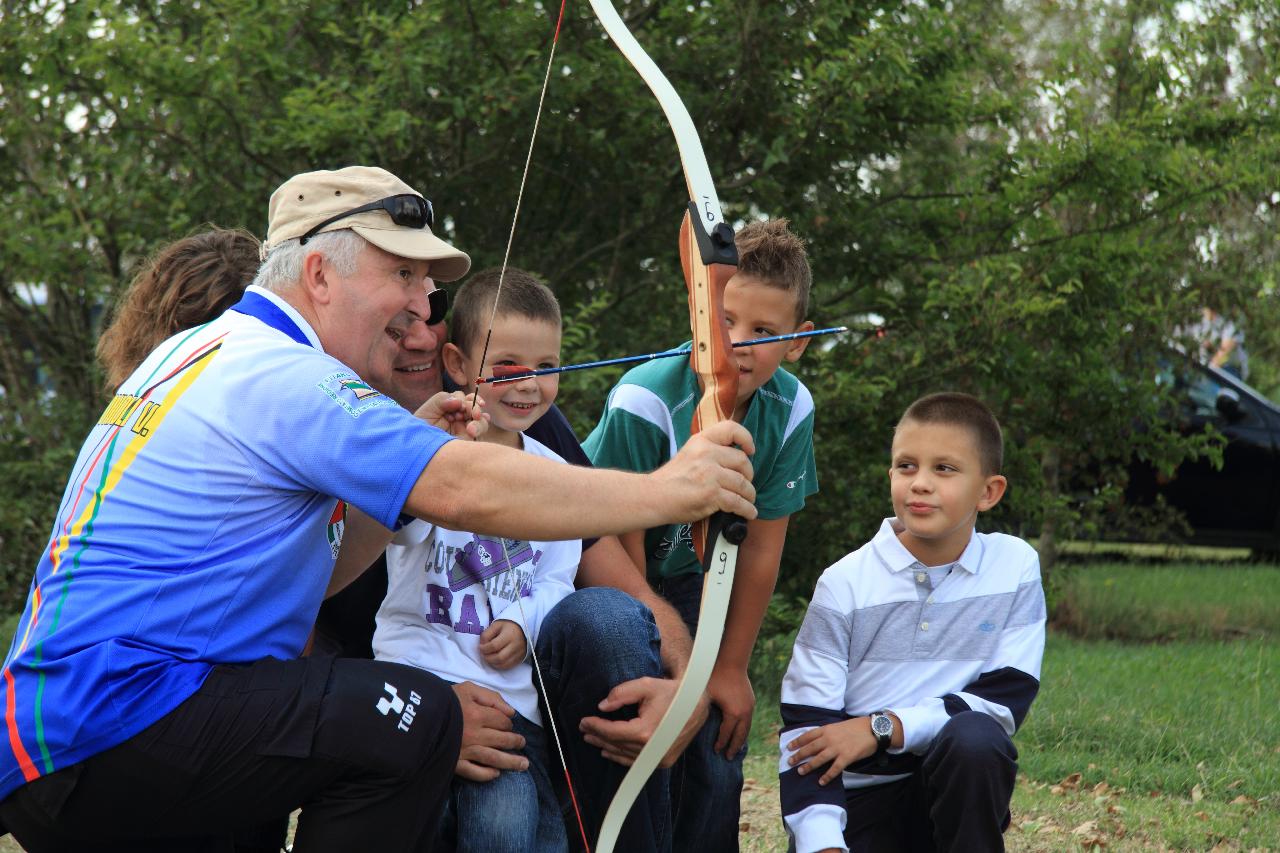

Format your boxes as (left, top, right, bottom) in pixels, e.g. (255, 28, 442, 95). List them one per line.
(351, 223, 472, 282)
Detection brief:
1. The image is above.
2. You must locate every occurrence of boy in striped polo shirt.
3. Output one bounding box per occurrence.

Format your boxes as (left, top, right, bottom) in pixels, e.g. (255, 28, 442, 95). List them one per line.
(779, 392, 1046, 853)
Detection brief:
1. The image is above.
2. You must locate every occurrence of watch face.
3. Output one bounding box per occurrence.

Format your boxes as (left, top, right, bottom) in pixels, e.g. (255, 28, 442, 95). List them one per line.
(872, 714, 893, 737)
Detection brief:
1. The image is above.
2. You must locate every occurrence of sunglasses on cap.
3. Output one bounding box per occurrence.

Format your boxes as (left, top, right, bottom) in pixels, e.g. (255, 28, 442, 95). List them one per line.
(298, 194, 435, 245)
(424, 288, 448, 326)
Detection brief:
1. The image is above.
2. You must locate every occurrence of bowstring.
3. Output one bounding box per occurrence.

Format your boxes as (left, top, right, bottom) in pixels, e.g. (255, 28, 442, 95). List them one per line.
(471, 0, 567, 409)
(470, 3, 593, 850)
(497, 537, 592, 853)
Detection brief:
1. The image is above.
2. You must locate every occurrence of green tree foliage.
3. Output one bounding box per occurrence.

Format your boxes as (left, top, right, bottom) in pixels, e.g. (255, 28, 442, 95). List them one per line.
(1, 0, 1277, 603)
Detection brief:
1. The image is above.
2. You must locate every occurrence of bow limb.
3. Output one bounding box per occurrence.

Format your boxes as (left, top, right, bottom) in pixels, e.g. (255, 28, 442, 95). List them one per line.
(586, 3, 746, 851)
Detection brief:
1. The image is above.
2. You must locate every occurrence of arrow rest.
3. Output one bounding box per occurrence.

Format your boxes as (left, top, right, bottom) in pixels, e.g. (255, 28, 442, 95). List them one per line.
(686, 201, 739, 267)
(703, 511, 748, 565)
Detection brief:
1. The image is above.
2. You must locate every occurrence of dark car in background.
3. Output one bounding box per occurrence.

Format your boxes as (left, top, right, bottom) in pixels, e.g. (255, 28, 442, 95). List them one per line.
(1124, 360, 1280, 552)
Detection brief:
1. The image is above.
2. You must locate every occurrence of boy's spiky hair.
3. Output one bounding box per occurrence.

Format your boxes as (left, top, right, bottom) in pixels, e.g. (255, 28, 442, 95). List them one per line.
(898, 392, 1004, 475)
(449, 267, 561, 355)
(734, 219, 812, 322)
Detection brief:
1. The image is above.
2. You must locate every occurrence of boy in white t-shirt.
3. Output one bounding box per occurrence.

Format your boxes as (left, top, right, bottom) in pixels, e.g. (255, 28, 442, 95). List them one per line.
(374, 268, 578, 853)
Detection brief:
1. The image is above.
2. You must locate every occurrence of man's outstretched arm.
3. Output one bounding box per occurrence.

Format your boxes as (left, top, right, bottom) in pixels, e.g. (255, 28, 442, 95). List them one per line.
(406, 419, 757, 542)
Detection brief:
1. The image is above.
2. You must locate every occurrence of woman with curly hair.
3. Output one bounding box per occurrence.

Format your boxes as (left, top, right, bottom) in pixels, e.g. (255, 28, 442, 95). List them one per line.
(96, 226, 260, 390)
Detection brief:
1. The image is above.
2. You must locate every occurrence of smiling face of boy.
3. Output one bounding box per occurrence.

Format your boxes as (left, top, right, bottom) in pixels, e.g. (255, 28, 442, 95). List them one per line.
(722, 273, 814, 419)
(442, 313, 560, 448)
(888, 419, 1007, 566)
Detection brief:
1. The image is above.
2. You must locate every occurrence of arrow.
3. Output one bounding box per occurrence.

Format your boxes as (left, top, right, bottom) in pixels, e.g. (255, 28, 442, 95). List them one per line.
(477, 325, 849, 385)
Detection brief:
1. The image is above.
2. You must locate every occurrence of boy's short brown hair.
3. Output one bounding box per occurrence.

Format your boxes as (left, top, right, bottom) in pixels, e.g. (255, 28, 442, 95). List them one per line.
(449, 267, 561, 354)
(898, 392, 1004, 475)
(734, 219, 812, 323)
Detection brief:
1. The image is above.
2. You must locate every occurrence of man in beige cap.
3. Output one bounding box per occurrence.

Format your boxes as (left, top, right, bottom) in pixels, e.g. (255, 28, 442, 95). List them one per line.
(0, 165, 756, 853)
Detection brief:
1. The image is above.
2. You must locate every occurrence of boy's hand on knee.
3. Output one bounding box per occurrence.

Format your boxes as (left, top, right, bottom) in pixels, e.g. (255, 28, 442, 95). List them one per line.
(451, 681, 528, 782)
(708, 667, 754, 758)
(785, 717, 876, 786)
(479, 619, 526, 670)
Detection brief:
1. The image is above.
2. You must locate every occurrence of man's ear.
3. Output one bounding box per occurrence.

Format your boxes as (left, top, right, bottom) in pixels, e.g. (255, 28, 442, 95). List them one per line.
(784, 319, 816, 363)
(300, 251, 332, 306)
(977, 474, 1008, 512)
(442, 342, 470, 388)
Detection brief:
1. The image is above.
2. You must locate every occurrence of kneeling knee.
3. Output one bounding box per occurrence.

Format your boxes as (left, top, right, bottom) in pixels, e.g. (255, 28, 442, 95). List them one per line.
(326, 661, 462, 781)
(544, 588, 654, 646)
(932, 712, 1016, 769)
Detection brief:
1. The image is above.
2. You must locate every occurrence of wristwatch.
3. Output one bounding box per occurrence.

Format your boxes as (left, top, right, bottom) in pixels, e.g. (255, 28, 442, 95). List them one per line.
(870, 710, 894, 753)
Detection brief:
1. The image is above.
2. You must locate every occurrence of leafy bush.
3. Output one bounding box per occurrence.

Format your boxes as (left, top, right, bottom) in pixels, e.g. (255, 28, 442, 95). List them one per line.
(0, 397, 95, 611)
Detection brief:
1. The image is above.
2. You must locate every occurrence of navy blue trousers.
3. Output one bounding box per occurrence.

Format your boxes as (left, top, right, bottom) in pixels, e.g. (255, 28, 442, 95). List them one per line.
(839, 712, 1017, 853)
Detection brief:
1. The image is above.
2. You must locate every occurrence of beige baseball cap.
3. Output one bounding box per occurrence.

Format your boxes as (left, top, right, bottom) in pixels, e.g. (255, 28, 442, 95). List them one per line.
(263, 166, 471, 282)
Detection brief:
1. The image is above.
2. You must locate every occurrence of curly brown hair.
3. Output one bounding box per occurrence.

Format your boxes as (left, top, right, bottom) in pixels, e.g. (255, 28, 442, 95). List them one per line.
(97, 227, 261, 390)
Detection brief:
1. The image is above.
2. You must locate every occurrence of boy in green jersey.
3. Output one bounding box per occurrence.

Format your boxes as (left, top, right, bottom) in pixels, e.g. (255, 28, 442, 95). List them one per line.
(584, 218, 819, 851)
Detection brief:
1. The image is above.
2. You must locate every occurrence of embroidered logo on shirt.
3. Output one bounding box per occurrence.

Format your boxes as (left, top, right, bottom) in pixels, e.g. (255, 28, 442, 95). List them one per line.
(339, 377, 381, 400)
(318, 370, 397, 418)
(979, 621, 997, 632)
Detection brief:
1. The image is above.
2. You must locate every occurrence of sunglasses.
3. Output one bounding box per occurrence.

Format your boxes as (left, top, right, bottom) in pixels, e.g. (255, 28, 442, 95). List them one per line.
(425, 288, 448, 326)
(298, 194, 435, 245)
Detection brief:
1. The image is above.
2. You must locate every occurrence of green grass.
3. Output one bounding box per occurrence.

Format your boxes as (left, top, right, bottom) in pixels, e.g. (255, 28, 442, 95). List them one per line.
(1052, 540, 1253, 563)
(1007, 772, 1277, 852)
(1053, 562, 1280, 641)
(745, 560, 1280, 849)
(1020, 635, 1279, 800)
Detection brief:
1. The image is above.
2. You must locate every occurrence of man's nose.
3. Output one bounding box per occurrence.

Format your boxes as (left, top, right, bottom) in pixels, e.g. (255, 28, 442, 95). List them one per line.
(406, 284, 434, 320)
(401, 312, 440, 351)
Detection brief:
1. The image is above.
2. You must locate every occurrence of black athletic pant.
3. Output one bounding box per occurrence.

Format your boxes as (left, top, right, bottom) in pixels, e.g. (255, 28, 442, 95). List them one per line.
(0, 655, 462, 853)
(841, 712, 1017, 853)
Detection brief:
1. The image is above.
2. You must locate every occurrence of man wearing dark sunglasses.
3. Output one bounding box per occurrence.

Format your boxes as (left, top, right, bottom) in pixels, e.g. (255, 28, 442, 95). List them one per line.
(0, 165, 758, 853)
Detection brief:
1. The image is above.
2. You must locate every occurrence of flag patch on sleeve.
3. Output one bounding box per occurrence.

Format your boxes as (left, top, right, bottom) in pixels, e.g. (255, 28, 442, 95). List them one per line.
(318, 371, 397, 417)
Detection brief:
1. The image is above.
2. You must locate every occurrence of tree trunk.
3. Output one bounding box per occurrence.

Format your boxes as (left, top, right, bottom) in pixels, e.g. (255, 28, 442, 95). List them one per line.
(1039, 444, 1061, 583)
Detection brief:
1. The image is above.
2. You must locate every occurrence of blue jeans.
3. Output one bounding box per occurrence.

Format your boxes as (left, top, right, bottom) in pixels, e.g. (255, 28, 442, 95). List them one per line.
(439, 712, 566, 853)
(659, 573, 746, 853)
(537, 588, 671, 853)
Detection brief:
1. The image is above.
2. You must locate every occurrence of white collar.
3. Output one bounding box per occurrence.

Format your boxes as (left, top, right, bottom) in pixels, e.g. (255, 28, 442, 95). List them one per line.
(871, 517, 984, 575)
